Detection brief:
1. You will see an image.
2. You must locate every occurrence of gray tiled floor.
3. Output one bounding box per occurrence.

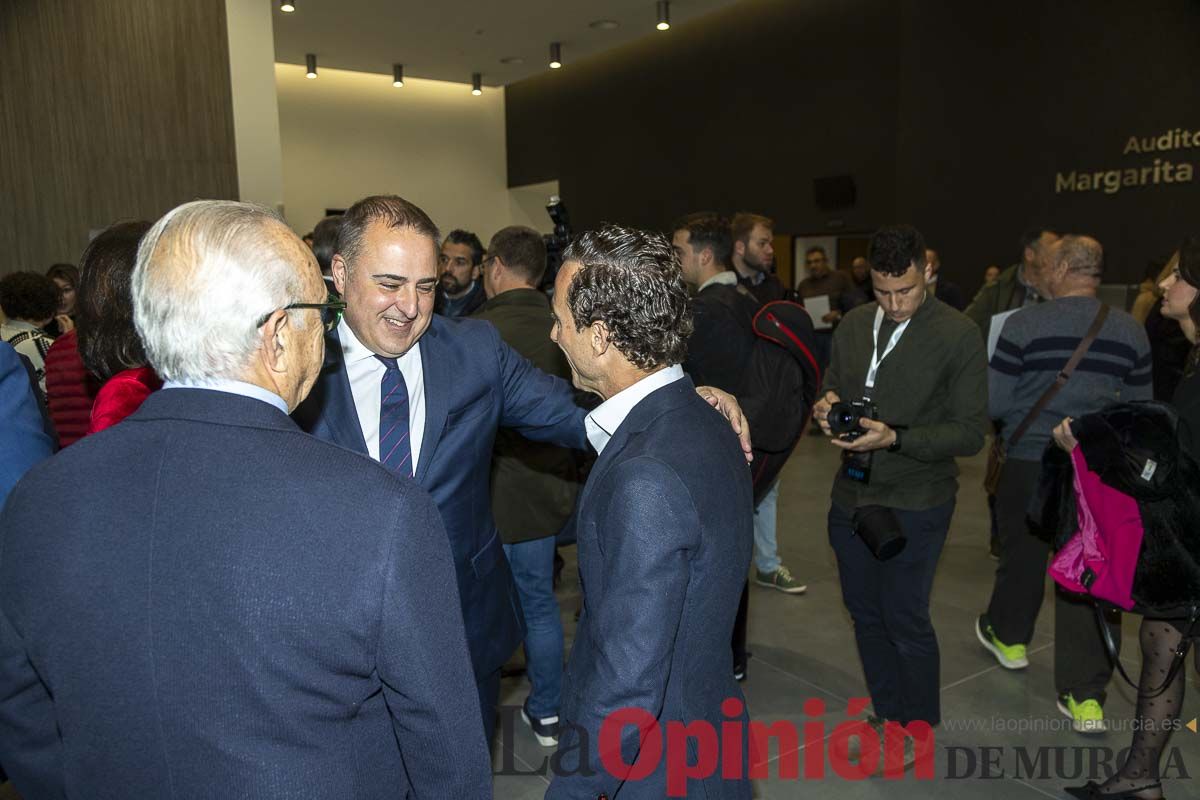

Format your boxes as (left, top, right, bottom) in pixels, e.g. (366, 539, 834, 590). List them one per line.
(494, 435, 1200, 799)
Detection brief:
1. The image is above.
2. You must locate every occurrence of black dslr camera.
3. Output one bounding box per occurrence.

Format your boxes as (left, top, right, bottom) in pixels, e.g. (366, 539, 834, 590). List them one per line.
(827, 399, 877, 441)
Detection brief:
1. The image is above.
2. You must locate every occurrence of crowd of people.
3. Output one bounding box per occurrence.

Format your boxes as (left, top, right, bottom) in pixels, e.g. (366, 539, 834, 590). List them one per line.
(0, 195, 1197, 800)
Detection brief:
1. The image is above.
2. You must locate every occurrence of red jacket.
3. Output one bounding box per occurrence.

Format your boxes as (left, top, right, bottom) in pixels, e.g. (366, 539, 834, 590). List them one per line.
(88, 367, 162, 436)
(43, 331, 96, 447)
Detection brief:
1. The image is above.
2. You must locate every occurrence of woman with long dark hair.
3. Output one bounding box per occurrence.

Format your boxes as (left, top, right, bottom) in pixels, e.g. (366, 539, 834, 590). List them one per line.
(1056, 236, 1200, 800)
(75, 221, 159, 435)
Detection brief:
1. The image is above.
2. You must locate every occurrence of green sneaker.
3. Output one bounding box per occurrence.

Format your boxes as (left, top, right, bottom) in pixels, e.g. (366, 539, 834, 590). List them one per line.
(975, 615, 1028, 669)
(755, 565, 807, 594)
(1057, 693, 1107, 734)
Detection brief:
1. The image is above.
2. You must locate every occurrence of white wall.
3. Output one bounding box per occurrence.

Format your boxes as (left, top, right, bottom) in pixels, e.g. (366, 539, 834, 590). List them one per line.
(276, 64, 554, 241)
(225, 0, 285, 211)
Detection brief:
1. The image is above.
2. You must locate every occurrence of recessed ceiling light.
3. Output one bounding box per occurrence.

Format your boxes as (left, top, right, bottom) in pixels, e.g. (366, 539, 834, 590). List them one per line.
(656, 1, 670, 30)
(589, 19, 619, 30)
(499, 56, 525, 65)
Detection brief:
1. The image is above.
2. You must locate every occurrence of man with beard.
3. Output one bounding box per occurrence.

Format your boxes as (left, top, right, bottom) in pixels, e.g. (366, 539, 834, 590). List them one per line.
(435, 229, 487, 317)
(731, 212, 789, 305)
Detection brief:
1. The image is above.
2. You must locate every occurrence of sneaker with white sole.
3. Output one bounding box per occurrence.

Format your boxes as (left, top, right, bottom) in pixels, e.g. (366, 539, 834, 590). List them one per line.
(755, 565, 807, 594)
(1057, 693, 1107, 734)
(975, 614, 1028, 669)
(522, 699, 561, 747)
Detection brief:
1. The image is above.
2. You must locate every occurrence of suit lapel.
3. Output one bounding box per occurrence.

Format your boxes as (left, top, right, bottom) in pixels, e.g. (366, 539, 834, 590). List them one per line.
(322, 330, 369, 456)
(415, 326, 449, 485)
(576, 423, 634, 518)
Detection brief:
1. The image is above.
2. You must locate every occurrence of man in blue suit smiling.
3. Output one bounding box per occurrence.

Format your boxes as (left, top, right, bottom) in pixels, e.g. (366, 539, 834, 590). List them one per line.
(294, 196, 752, 745)
(546, 225, 753, 799)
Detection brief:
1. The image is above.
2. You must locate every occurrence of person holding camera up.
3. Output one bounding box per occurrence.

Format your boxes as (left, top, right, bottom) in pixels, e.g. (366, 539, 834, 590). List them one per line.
(813, 225, 988, 755)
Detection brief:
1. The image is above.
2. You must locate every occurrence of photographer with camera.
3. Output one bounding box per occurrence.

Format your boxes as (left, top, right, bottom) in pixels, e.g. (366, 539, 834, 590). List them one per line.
(813, 225, 987, 750)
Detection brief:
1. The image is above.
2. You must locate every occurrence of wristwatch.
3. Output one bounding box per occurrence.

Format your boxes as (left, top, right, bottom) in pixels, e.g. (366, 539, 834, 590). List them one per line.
(888, 428, 902, 452)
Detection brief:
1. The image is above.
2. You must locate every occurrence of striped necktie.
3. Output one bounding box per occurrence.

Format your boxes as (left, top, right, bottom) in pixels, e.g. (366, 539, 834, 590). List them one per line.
(375, 355, 411, 476)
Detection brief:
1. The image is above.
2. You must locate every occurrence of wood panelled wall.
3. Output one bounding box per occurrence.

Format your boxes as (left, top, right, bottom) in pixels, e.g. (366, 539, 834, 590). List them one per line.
(0, 0, 238, 275)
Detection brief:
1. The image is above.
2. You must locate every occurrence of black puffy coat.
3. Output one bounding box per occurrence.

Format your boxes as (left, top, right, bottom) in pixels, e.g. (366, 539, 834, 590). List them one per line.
(1037, 401, 1200, 615)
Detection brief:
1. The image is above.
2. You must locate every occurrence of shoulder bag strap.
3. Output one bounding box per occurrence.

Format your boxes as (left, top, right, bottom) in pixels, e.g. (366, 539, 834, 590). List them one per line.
(1006, 304, 1110, 451)
(1099, 603, 1199, 695)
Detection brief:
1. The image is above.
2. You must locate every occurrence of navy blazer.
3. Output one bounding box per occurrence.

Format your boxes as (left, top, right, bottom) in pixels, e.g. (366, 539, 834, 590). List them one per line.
(0, 389, 492, 799)
(548, 376, 754, 799)
(0, 342, 53, 508)
(294, 315, 587, 678)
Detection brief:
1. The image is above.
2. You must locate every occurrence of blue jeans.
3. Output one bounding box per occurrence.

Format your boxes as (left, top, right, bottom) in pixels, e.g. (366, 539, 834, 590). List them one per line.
(503, 537, 564, 719)
(752, 483, 780, 573)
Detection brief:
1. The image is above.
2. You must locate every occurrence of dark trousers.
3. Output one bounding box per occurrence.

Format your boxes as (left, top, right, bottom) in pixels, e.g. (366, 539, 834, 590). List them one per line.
(478, 667, 501, 747)
(732, 581, 750, 669)
(829, 499, 954, 726)
(984, 458, 1120, 703)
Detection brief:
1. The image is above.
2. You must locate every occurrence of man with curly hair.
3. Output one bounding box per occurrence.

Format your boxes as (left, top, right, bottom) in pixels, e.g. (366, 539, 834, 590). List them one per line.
(547, 225, 754, 799)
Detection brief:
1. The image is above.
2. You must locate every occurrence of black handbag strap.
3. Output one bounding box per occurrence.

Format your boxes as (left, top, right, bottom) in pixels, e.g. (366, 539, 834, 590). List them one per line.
(1097, 603, 1199, 696)
(1006, 304, 1110, 451)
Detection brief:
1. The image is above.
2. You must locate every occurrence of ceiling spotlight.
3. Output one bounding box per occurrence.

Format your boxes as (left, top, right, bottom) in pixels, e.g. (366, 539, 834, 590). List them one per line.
(656, 0, 670, 30)
(392, 64, 404, 87)
(471, 72, 482, 95)
(279, 0, 295, 12)
(549, 42, 562, 69)
(305, 53, 317, 79)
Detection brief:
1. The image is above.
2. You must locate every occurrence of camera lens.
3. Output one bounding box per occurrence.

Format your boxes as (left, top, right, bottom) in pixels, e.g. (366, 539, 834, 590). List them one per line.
(827, 402, 858, 434)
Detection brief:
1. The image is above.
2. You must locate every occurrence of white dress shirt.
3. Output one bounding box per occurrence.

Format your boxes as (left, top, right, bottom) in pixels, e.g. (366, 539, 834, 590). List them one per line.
(585, 364, 685, 455)
(162, 378, 289, 414)
(338, 317, 426, 470)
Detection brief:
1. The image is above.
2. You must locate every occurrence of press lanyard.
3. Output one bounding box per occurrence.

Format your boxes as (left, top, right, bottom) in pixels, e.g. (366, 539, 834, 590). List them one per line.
(865, 306, 910, 396)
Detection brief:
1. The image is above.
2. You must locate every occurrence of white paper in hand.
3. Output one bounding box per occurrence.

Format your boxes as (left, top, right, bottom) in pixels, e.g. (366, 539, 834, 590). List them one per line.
(987, 308, 1020, 361)
(807, 295, 832, 330)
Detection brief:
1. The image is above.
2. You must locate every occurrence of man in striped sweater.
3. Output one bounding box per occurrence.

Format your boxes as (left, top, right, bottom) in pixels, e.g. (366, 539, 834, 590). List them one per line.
(977, 235, 1151, 734)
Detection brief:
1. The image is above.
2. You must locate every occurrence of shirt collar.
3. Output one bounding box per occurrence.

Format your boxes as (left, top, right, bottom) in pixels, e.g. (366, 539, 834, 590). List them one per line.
(585, 364, 685, 454)
(338, 315, 422, 370)
(338, 316, 384, 366)
(162, 378, 288, 414)
(698, 270, 739, 293)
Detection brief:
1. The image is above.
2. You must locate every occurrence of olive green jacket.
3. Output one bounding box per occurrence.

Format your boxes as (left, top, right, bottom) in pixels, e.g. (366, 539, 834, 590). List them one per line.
(964, 263, 1032, 336)
(473, 289, 581, 544)
(822, 295, 988, 511)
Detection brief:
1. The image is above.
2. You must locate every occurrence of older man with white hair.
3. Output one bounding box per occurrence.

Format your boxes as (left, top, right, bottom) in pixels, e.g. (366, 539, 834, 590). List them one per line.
(0, 201, 491, 799)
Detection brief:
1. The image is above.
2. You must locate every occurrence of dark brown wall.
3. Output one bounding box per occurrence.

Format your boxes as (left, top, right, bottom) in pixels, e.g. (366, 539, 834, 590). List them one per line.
(506, 0, 1200, 294)
(0, 0, 238, 275)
